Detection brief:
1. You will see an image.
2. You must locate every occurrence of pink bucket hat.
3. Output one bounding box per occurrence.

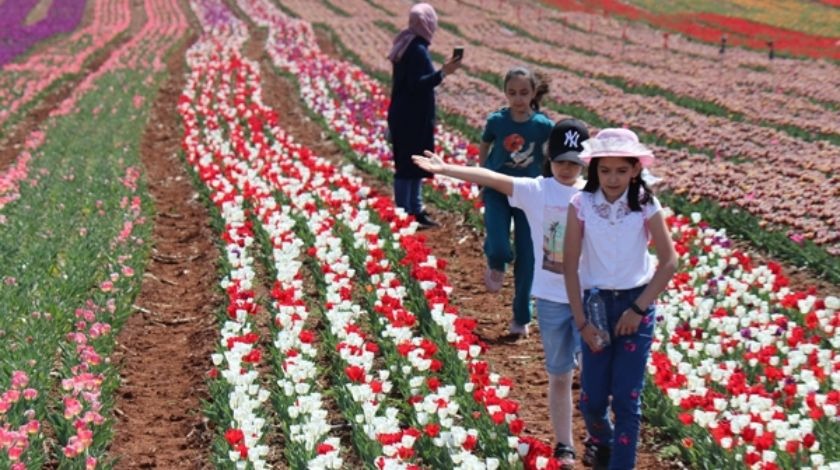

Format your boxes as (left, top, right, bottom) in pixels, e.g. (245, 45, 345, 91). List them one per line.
(579, 128, 655, 167)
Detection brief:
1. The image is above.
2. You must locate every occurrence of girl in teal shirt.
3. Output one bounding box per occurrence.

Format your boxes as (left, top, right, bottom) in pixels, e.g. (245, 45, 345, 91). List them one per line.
(479, 66, 553, 337)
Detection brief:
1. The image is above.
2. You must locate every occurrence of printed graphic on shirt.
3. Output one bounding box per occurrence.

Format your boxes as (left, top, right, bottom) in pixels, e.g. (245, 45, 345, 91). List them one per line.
(502, 133, 535, 169)
(542, 205, 567, 274)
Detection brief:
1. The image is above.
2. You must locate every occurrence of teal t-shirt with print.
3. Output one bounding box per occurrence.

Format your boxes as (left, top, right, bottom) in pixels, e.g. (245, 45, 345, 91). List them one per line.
(481, 108, 554, 177)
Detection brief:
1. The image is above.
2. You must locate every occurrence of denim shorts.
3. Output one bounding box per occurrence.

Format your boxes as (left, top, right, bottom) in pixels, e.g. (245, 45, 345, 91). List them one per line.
(535, 298, 581, 375)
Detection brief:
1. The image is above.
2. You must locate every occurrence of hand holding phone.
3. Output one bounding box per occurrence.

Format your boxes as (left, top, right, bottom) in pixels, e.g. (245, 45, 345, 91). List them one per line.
(453, 47, 464, 61)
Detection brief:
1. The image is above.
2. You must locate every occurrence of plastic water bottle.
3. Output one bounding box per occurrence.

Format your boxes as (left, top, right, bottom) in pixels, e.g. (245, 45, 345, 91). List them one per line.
(586, 288, 611, 349)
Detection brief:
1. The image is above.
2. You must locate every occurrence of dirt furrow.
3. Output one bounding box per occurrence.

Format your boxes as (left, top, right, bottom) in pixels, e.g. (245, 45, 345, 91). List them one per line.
(108, 28, 219, 469)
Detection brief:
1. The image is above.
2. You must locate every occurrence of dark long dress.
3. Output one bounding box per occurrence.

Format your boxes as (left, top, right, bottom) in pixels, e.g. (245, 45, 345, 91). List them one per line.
(387, 36, 443, 179)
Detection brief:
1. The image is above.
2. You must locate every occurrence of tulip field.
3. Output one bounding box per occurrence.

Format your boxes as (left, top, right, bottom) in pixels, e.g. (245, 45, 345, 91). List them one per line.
(0, 0, 838, 469)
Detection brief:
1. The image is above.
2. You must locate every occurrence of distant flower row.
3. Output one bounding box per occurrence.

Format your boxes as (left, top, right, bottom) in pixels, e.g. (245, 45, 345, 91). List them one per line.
(0, 0, 85, 67)
(0, 0, 131, 126)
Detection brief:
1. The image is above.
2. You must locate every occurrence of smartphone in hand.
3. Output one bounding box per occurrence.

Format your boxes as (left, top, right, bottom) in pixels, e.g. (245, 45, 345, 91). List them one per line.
(452, 47, 464, 61)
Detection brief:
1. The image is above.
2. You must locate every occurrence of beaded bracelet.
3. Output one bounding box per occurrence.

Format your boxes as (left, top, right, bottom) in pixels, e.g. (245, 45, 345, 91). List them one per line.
(630, 303, 646, 316)
(576, 319, 590, 332)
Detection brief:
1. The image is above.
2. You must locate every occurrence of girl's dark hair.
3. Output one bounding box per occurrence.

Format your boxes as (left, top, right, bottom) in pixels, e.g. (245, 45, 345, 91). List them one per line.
(542, 156, 552, 177)
(582, 157, 653, 211)
(503, 67, 549, 112)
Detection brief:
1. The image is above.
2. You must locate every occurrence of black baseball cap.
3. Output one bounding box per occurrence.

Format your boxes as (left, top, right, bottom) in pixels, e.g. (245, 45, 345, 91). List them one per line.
(548, 119, 589, 166)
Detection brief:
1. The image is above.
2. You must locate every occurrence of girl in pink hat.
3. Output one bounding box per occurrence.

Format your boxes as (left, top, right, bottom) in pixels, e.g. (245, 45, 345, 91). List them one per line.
(562, 128, 677, 470)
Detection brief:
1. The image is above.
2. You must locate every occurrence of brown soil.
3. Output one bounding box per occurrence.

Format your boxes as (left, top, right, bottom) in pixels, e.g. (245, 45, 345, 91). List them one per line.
(107, 31, 219, 469)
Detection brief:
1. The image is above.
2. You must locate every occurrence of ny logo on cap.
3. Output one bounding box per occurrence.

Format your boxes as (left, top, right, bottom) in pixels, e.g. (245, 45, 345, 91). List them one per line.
(564, 130, 580, 148)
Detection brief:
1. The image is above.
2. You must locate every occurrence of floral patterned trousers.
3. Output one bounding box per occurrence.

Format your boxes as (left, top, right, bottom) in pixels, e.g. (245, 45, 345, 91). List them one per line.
(579, 284, 655, 470)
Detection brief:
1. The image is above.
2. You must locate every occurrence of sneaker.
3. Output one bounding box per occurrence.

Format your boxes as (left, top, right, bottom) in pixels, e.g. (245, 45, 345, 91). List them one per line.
(552, 442, 576, 470)
(484, 267, 504, 292)
(592, 444, 611, 470)
(582, 437, 597, 467)
(414, 210, 439, 229)
(508, 320, 529, 338)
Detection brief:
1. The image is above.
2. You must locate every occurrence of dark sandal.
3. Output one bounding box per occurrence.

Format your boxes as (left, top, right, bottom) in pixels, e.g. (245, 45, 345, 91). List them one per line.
(553, 442, 576, 470)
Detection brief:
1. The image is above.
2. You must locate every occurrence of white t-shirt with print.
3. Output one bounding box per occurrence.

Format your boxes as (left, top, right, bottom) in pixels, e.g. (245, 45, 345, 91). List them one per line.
(508, 176, 579, 303)
(570, 189, 662, 290)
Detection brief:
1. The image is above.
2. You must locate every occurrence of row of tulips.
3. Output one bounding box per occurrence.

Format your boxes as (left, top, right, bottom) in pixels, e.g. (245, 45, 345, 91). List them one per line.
(182, 2, 269, 467)
(1, 165, 149, 469)
(180, 21, 340, 466)
(297, 189, 426, 468)
(0, 131, 42, 215)
(0, 30, 162, 463)
(259, 198, 343, 468)
(50, 0, 188, 117)
(56, 191, 145, 467)
(645, 212, 839, 469)
(0, 372, 40, 468)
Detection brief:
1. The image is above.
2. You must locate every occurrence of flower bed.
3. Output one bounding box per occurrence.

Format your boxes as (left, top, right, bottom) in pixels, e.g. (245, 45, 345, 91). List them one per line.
(0, 0, 86, 66)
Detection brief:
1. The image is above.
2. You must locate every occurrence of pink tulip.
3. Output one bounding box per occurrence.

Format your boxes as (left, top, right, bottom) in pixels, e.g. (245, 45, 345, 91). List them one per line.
(10, 371, 28, 389)
(64, 397, 82, 419)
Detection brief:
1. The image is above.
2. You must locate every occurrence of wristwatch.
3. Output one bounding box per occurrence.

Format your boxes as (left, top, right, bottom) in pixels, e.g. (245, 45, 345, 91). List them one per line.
(630, 303, 646, 316)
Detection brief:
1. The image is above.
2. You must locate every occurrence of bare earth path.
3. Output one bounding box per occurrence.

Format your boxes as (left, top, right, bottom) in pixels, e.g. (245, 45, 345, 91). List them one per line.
(108, 32, 219, 469)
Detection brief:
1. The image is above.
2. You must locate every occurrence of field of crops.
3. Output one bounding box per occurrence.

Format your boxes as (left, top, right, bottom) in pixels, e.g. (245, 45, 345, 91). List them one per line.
(1, 0, 838, 469)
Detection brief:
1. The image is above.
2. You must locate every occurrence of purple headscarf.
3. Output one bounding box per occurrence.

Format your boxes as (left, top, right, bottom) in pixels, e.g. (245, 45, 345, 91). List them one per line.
(387, 3, 438, 63)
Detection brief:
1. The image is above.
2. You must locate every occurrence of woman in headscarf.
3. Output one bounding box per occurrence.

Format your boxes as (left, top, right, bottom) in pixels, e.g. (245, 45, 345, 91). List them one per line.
(387, 3, 461, 228)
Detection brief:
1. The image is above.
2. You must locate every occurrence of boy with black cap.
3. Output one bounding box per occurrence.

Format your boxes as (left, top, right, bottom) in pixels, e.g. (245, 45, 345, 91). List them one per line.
(412, 118, 589, 469)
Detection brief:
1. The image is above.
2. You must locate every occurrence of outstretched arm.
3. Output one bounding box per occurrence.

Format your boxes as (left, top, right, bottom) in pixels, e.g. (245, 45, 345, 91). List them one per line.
(412, 150, 514, 196)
